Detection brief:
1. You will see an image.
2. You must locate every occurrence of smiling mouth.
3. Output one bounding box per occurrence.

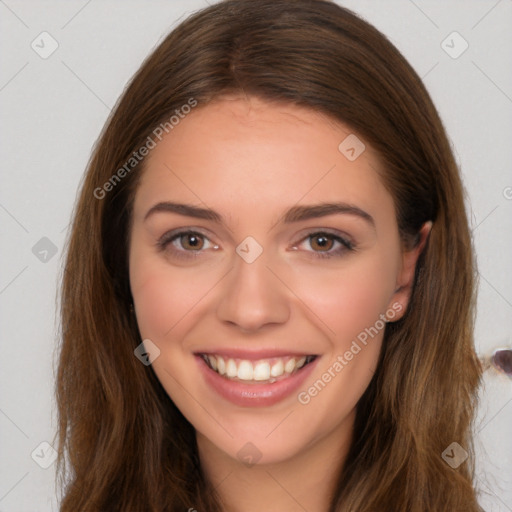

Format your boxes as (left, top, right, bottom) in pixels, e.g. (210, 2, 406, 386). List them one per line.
(198, 353, 318, 384)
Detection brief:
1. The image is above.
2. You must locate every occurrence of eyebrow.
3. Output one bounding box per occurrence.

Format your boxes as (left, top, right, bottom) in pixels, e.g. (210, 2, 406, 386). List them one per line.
(145, 202, 222, 222)
(144, 201, 375, 228)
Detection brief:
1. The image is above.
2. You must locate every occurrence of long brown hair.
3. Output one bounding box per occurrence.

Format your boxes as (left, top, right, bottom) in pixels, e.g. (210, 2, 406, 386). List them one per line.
(55, 0, 482, 510)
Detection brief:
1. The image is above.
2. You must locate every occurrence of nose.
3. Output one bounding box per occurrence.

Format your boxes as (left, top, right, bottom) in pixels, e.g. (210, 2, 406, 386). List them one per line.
(216, 254, 290, 332)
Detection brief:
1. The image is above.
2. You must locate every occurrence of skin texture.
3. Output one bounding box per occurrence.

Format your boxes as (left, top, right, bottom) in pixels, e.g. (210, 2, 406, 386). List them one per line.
(129, 96, 430, 511)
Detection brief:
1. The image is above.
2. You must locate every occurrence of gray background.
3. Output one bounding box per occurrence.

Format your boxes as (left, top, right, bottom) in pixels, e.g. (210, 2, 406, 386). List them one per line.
(0, 0, 511, 510)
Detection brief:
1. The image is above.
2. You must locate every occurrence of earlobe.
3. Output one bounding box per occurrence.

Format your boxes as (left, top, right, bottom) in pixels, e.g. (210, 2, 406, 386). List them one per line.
(387, 221, 432, 321)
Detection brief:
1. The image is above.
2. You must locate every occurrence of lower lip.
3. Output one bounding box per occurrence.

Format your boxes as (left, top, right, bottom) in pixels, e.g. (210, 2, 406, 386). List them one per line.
(195, 355, 319, 407)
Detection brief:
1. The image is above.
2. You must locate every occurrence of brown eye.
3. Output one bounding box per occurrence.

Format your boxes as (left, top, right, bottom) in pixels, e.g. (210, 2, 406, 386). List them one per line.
(294, 231, 354, 259)
(157, 230, 219, 261)
(310, 234, 335, 252)
(180, 233, 205, 250)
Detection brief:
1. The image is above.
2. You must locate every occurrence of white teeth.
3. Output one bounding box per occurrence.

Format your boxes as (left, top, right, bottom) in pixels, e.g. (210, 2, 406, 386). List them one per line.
(207, 355, 217, 371)
(253, 361, 271, 381)
(216, 356, 226, 375)
(202, 354, 315, 382)
(226, 358, 237, 378)
(237, 360, 254, 380)
(284, 358, 296, 374)
(270, 359, 284, 377)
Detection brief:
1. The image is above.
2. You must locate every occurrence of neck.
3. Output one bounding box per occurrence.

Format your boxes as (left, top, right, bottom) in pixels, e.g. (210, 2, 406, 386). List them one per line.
(196, 411, 354, 512)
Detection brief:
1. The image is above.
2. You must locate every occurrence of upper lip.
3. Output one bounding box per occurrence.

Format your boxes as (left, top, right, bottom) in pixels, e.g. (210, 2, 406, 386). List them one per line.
(194, 348, 317, 360)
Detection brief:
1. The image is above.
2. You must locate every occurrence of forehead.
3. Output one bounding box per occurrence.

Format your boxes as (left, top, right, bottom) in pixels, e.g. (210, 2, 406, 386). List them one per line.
(133, 96, 394, 225)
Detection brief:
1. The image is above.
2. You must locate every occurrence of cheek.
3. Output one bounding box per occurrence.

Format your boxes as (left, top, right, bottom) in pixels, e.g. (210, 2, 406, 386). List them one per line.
(285, 253, 397, 347)
(288, 256, 396, 435)
(129, 250, 216, 341)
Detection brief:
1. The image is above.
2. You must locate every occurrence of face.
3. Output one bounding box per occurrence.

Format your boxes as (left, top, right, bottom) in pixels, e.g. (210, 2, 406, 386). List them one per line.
(129, 95, 419, 466)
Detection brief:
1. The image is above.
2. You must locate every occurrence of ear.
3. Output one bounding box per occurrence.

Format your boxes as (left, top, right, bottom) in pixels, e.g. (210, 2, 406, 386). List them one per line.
(387, 221, 432, 321)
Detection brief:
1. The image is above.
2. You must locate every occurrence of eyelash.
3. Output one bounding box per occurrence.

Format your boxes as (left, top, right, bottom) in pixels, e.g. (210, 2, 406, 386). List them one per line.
(296, 232, 354, 259)
(156, 229, 355, 260)
(156, 229, 215, 261)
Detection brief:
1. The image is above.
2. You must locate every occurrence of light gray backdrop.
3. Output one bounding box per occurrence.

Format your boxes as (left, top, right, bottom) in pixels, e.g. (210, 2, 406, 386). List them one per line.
(1, 1, 511, 510)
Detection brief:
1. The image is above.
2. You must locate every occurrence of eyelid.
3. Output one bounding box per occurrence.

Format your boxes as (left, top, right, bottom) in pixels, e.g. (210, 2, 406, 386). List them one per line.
(157, 227, 213, 245)
(293, 227, 354, 246)
(156, 227, 355, 261)
(291, 229, 355, 258)
(156, 228, 219, 259)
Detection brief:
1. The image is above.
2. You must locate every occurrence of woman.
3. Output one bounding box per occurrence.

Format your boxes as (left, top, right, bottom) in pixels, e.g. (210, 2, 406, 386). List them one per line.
(55, 0, 483, 510)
